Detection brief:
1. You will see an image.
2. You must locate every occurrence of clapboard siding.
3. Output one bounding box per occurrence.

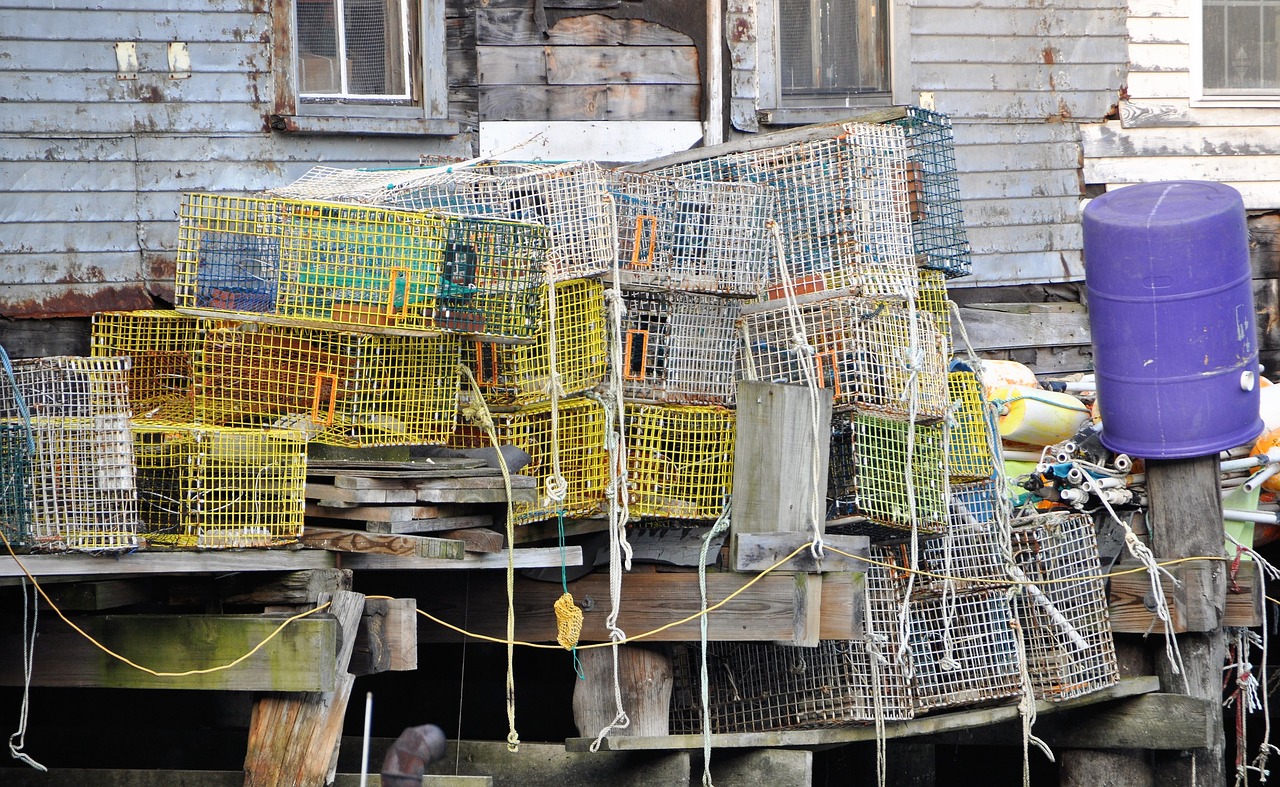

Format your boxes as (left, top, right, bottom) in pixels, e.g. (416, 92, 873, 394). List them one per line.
(1120, 99, 1280, 127)
(911, 36, 1127, 64)
(1082, 121, 1280, 156)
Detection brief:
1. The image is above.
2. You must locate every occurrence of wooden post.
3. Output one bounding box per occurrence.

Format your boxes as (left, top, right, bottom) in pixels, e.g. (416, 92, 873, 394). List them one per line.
(572, 645, 673, 738)
(1145, 455, 1227, 786)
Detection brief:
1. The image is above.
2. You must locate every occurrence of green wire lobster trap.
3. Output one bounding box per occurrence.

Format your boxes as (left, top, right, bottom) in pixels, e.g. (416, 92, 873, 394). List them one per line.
(886, 106, 973, 279)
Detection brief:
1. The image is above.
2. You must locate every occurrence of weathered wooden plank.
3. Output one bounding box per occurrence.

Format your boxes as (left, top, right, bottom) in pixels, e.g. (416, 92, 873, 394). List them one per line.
(573, 645, 672, 737)
(305, 483, 418, 505)
(731, 533, 869, 573)
(476, 8, 694, 46)
(914, 63, 1124, 94)
(300, 527, 466, 560)
(0, 549, 335, 582)
(1, 39, 270, 73)
(478, 120, 704, 162)
(1129, 0, 1190, 16)
(2, 8, 267, 40)
(618, 526, 722, 567)
(366, 514, 495, 535)
(0, 614, 337, 691)
(910, 8, 1125, 37)
(1126, 15, 1190, 44)
(340, 545, 581, 571)
(1109, 559, 1260, 633)
(1086, 153, 1280, 182)
(350, 597, 418, 675)
(218, 568, 353, 606)
(416, 486, 537, 504)
(436, 527, 505, 554)
(477, 45, 549, 85)
(911, 34, 1128, 62)
(1128, 42, 1192, 73)
(954, 304, 1092, 350)
(1124, 70, 1193, 100)
(1083, 119, 1280, 157)
(546, 45, 699, 86)
(1119, 99, 1280, 128)
(41, 579, 151, 611)
(479, 84, 700, 122)
(510, 516, 610, 544)
(304, 503, 451, 523)
(0, 101, 274, 135)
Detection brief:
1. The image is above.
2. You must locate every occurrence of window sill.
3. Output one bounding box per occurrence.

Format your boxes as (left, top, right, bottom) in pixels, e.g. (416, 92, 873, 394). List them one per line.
(758, 105, 902, 127)
(270, 114, 460, 137)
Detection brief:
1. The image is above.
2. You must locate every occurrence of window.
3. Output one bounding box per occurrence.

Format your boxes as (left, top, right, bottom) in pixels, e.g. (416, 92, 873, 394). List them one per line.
(1194, 0, 1280, 104)
(272, 0, 455, 134)
(757, 0, 907, 123)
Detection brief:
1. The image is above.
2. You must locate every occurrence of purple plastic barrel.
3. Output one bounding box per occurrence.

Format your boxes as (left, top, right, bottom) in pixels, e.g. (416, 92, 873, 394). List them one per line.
(1082, 181, 1261, 459)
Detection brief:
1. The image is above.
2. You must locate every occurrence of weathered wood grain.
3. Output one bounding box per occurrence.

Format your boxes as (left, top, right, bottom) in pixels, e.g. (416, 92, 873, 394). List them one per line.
(300, 526, 465, 560)
(480, 84, 700, 121)
(477, 9, 693, 46)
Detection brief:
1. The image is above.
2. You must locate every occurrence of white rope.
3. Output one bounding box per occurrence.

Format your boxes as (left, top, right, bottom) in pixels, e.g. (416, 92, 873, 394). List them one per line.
(8, 577, 46, 772)
(697, 509, 732, 787)
(544, 274, 568, 506)
(866, 579, 889, 787)
(1225, 533, 1280, 782)
(1010, 614, 1054, 787)
(895, 297, 924, 665)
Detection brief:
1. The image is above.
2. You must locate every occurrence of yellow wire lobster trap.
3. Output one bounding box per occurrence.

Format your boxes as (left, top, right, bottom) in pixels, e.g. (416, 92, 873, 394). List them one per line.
(279, 161, 616, 283)
(618, 290, 743, 406)
(195, 322, 460, 448)
(1011, 511, 1118, 702)
(917, 267, 952, 345)
(608, 169, 775, 297)
(174, 192, 547, 342)
(451, 395, 609, 525)
(625, 403, 735, 521)
(461, 278, 607, 408)
(10, 356, 140, 552)
(851, 412, 947, 534)
(653, 122, 918, 300)
(133, 424, 307, 548)
(91, 310, 201, 424)
(741, 292, 949, 421)
(948, 369, 997, 482)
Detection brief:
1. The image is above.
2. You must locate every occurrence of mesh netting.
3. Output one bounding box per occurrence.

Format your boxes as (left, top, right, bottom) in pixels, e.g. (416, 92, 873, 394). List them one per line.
(948, 370, 996, 482)
(625, 403, 735, 521)
(195, 322, 460, 448)
(0, 349, 32, 548)
(874, 486, 1008, 595)
(462, 278, 607, 408)
(608, 169, 774, 297)
(886, 107, 973, 278)
(654, 122, 916, 300)
(91, 310, 201, 424)
(133, 424, 307, 548)
(853, 413, 947, 533)
(450, 395, 609, 525)
(175, 193, 547, 341)
(619, 290, 743, 406)
(1011, 512, 1118, 701)
(908, 588, 1023, 711)
(10, 356, 139, 552)
(917, 268, 952, 345)
(740, 293, 948, 421)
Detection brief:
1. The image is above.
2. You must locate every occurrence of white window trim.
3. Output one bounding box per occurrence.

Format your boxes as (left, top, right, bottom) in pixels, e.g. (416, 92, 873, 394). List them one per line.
(272, 0, 457, 135)
(1190, 0, 1280, 108)
(756, 0, 911, 125)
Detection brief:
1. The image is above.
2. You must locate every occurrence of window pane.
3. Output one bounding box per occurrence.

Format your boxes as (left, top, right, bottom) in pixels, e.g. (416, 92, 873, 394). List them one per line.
(779, 0, 890, 96)
(297, 0, 341, 94)
(1203, 0, 1280, 93)
(296, 0, 411, 98)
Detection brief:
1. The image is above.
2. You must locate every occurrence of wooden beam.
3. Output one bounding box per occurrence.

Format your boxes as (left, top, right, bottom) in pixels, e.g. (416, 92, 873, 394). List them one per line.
(731, 533, 869, 573)
(511, 516, 609, 544)
(300, 526, 465, 560)
(339, 546, 582, 571)
(40, 578, 151, 611)
(350, 597, 418, 676)
(305, 483, 418, 505)
(366, 514, 495, 535)
(437, 527, 505, 554)
(1108, 558, 1261, 634)
(0, 613, 337, 691)
(0, 549, 335, 582)
(416, 569, 844, 644)
(305, 503, 452, 523)
(566, 676, 1162, 752)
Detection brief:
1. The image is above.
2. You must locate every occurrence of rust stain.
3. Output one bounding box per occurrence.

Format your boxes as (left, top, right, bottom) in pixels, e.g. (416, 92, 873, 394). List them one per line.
(730, 17, 753, 44)
(1042, 47, 1055, 65)
(140, 84, 164, 103)
(1, 285, 153, 320)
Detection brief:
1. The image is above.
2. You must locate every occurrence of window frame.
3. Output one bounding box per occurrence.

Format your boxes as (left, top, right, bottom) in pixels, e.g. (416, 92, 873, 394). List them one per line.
(756, 0, 911, 125)
(271, 0, 456, 135)
(1190, 0, 1280, 108)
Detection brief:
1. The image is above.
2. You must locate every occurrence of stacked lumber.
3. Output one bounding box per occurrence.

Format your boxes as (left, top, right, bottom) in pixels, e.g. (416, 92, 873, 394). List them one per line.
(300, 458, 537, 561)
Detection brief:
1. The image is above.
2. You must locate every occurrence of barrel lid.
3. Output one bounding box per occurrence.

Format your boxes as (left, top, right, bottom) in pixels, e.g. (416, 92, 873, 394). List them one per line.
(1084, 181, 1242, 228)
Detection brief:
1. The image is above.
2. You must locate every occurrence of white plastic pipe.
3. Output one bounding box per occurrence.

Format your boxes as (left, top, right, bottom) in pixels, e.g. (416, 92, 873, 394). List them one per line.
(360, 691, 373, 787)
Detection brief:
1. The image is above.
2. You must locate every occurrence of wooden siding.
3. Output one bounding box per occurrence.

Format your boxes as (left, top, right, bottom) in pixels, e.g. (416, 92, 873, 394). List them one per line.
(1081, 0, 1280, 209)
(0, 0, 474, 318)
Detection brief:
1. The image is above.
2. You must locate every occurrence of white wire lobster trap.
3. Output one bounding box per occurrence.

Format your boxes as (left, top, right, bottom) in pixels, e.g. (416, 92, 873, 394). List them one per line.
(618, 290, 743, 406)
(908, 588, 1023, 712)
(740, 292, 949, 421)
(887, 107, 973, 279)
(10, 356, 140, 552)
(195, 322, 460, 448)
(91, 310, 201, 424)
(461, 278, 607, 408)
(653, 123, 917, 300)
(1011, 511, 1118, 701)
(133, 424, 307, 548)
(608, 169, 774, 297)
(625, 403, 735, 521)
(174, 193, 547, 342)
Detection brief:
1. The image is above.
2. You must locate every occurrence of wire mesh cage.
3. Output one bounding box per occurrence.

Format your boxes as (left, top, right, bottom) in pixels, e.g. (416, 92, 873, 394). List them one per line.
(608, 170, 774, 297)
(917, 268, 952, 345)
(451, 395, 609, 525)
(133, 424, 307, 548)
(853, 413, 947, 534)
(826, 413, 857, 520)
(618, 290, 743, 406)
(195, 322, 460, 448)
(0, 348, 33, 548)
(175, 193, 548, 341)
(10, 356, 139, 552)
(91, 310, 201, 424)
(948, 369, 997, 482)
(886, 107, 973, 279)
(873, 489, 1008, 596)
(268, 164, 464, 205)
(625, 403, 735, 521)
(740, 293, 949, 421)
(654, 122, 917, 300)
(461, 278, 607, 408)
(1011, 511, 1118, 701)
(377, 161, 617, 282)
(908, 588, 1023, 711)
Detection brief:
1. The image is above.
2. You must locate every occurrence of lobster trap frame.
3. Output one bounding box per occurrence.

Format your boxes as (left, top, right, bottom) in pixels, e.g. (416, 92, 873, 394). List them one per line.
(740, 292, 949, 421)
(653, 122, 917, 300)
(1011, 512, 1118, 701)
(625, 403, 735, 521)
(451, 395, 609, 525)
(10, 356, 139, 552)
(195, 322, 460, 448)
(948, 369, 997, 482)
(908, 588, 1023, 711)
(618, 290, 743, 406)
(851, 413, 947, 534)
(887, 106, 973, 279)
(174, 193, 547, 342)
(462, 278, 607, 408)
(91, 310, 202, 424)
(0, 348, 32, 548)
(608, 169, 774, 297)
(133, 424, 307, 548)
